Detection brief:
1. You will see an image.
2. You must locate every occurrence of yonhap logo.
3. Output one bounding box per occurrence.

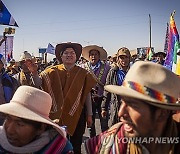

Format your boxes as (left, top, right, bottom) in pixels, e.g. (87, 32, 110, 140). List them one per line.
(100, 134, 115, 148)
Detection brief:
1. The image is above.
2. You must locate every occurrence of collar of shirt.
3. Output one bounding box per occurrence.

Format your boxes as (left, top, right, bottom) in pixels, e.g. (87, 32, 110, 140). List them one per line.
(90, 60, 101, 72)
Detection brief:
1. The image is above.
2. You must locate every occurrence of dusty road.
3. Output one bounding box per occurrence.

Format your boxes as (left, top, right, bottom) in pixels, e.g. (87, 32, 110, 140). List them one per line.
(81, 115, 101, 154)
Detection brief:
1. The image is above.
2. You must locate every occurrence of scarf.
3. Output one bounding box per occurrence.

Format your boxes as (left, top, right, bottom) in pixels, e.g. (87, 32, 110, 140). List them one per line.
(43, 134, 68, 154)
(0, 125, 51, 153)
(86, 61, 105, 87)
(90, 60, 101, 72)
(129, 118, 178, 154)
(116, 69, 126, 86)
(85, 122, 127, 154)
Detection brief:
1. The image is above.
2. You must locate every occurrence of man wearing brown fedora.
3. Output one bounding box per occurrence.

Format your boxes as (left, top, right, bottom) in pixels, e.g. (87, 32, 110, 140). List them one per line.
(82, 45, 110, 137)
(85, 61, 180, 154)
(101, 47, 131, 128)
(40, 42, 96, 153)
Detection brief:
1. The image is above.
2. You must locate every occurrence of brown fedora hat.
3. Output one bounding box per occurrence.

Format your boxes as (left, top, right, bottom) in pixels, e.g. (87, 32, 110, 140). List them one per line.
(105, 61, 180, 110)
(117, 47, 131, 58)
(55, 42, 82, 62)
(154, 51, 166, 58)
(82, 45, 107, 61)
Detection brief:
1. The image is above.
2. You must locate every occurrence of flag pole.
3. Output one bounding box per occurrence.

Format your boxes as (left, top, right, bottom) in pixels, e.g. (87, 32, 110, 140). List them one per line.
(171, 10, 176, 18)
(2, 31, 7, 63)
(45, 53, 47, 65)
(149, 14, 152, 49)
(164, 23, 169, 54)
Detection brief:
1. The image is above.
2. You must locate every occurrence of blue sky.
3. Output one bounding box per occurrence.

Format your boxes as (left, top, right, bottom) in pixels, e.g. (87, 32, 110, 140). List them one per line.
(1, 0, 180, 61)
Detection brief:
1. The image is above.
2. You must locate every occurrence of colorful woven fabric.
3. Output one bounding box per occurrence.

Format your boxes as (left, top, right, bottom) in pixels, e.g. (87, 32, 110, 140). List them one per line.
(40, 134, 73, 154)
(84, 123, 127, 154)
(123, 81, 177, 104)
(164, 11, 180, 74)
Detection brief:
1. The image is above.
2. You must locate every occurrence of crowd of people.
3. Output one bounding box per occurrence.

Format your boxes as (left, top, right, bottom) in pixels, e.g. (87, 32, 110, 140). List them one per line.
(0, 41, 179, 154)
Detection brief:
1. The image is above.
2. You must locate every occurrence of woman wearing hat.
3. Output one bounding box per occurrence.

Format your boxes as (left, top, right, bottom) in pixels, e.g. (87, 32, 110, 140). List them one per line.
(40, 42, 97, 153)
(0, 86, 73, 153)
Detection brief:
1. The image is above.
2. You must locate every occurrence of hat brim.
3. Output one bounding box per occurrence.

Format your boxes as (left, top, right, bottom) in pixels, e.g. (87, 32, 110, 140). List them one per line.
(82, 45, 107, 61)
(154, 52, 166, 57)
(55, 43, 82, 62)
(105, 85, 180, 110)
(0, 102, 66, 138)
(118, 53, 130, 57)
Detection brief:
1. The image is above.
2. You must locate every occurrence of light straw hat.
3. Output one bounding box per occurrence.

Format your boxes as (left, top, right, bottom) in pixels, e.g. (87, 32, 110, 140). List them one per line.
(0, 85, 66, 138)
(105, 61, 180, 110)
(82, 45, 107, 61)
(19, 51, 32, 61)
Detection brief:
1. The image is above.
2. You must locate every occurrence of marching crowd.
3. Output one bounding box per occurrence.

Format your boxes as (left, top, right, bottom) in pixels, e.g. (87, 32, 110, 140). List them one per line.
(0, 41, 179, 154)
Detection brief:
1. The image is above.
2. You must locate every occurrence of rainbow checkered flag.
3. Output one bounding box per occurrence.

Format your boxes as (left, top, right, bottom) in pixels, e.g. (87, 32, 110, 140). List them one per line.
(147, 47, 153, 60)
(173, 43, 180, 75)
(164, 11, 180, 74)
(176, 49, 180, 75)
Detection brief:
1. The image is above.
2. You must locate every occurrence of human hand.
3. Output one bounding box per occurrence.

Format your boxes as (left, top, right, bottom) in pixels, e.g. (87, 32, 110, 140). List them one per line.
(101, 110, 107, 118)
(25, 59, 38, 75)
(53, 119, 60, 124)
(86, 115, 93, 127)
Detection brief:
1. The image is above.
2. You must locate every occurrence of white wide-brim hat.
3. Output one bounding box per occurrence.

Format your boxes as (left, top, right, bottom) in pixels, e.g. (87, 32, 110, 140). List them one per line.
(0, 86, 66, 138)
(105, 61, 180, 110)
(19, 51, 32, 62)
(82, 45, 107, 61)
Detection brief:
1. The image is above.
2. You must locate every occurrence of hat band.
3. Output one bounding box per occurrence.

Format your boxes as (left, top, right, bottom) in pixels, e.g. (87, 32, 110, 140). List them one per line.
(123, 81, 177, 104)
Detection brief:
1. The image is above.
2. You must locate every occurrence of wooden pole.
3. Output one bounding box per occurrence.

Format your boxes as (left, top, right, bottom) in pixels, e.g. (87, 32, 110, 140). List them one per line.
(45, 53, 47, 65)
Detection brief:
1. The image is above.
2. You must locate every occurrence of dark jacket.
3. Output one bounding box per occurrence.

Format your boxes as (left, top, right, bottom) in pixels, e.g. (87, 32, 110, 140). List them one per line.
(101, 65, 127, 127)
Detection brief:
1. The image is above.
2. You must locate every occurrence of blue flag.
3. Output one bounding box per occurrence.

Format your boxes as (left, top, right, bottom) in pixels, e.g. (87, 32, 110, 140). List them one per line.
(46, 43, 55, 55)
(0, 0, 18, 27)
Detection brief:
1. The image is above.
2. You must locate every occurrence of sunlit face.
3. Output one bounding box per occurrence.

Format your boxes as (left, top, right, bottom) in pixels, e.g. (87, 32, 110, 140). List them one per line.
(61, 48, 77, 65)
(20, 60, 29, 72)
(117, 55, 130, 67)
(4, 115, 41, 147)
(156, 54, 164, 64)
(89, 50, 100, 66)
(118, 97, 157, 138)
